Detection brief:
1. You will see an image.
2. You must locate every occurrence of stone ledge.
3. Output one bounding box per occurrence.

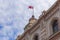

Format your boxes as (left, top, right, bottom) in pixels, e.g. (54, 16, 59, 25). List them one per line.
(48, 31, 60, 40)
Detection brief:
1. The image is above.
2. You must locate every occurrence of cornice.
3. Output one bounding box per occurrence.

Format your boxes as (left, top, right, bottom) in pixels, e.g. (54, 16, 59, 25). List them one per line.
(48, 31, 60, 40)
(38, 1, 59, 21)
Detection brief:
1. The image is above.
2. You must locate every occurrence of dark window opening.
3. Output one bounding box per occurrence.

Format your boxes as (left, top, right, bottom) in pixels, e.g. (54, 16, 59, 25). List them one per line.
(34, 35, 38, 40)
(52, 20, 58, 33)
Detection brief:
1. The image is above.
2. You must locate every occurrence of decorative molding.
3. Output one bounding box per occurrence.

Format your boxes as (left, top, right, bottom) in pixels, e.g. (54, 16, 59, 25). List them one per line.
(45, 7, 59, 21)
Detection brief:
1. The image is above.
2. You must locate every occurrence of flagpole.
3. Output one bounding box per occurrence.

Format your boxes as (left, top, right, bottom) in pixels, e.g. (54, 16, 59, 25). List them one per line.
(28, 6, 34, 16)
(32, 6, 34, 16)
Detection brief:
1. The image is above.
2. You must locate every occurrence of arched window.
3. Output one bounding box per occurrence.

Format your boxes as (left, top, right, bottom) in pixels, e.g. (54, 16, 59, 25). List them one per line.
(52, 20, 58, 33)
(34, 35, 38, 40)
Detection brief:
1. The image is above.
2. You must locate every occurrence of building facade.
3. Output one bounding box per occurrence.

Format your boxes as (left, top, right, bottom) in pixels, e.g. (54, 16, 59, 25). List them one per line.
(16, 0, 60, 40)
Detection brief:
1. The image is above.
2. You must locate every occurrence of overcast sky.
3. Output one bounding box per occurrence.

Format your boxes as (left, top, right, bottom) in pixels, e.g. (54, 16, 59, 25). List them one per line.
(0, 0, 56, 40)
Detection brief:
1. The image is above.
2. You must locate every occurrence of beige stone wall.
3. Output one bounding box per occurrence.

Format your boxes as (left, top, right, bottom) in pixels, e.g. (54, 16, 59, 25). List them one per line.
(30, 24, 41, 40)
(46, 7, 60, 37)
(16, 1, 60, 40)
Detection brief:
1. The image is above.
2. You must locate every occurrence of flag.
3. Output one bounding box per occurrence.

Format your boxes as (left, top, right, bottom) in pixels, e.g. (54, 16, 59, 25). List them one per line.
(28, 6, 33, 9)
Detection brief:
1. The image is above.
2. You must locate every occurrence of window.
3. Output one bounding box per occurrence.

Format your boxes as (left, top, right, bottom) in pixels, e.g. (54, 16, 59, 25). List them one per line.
(52, 20, 58, 33)
(34, 35, 38, 40)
